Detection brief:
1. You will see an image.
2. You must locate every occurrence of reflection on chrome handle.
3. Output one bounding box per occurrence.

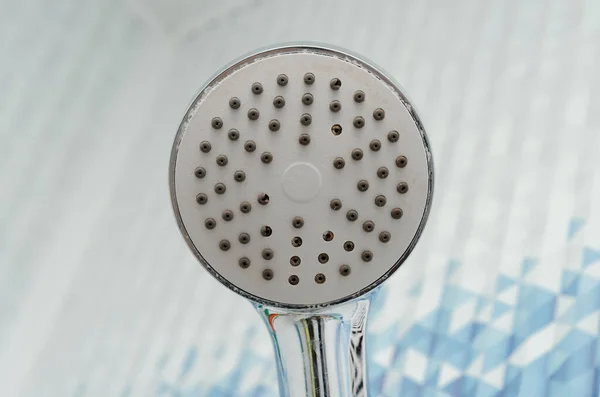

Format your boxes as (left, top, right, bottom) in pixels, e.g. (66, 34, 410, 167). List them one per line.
(254, 291, 377, 397)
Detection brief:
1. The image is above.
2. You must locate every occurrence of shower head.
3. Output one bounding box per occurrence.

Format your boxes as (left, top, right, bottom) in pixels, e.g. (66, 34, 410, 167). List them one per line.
(169, 44, 433, 309)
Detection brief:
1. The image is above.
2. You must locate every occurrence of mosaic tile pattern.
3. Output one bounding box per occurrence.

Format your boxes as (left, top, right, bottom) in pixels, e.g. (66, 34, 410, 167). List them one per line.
(1, 0, 600, 396)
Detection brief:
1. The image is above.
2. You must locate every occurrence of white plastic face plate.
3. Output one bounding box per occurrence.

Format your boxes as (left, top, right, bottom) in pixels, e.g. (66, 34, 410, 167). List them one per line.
(170, 45, 433, 307)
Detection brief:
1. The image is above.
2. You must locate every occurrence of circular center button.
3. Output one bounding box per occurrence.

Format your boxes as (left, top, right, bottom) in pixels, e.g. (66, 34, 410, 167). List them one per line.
(281, 162, 322, 202)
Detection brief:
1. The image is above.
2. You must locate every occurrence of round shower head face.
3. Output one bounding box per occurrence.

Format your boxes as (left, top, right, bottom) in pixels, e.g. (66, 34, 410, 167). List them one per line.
(170, 44, 433, 308)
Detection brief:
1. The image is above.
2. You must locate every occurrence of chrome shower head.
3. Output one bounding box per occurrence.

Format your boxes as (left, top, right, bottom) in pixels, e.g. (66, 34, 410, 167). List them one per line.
(169, 43, 433, 396)
(170, 45, 432, 308)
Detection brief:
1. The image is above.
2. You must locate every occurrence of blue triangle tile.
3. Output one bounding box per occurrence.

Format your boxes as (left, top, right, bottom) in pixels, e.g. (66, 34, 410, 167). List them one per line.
(409, 280, 423, 297)
(496, 374, 521, 397)
(179, 346, 198, 378)
(447, 345, 474, 370)
(549, 369, 595, 397)
(513, 297, 556, 345)
(516, 355, 549, 397)
(370, 373, 386, 396)
(453, 323, 480, 344)
(476, 297, 491, 314)
(559, 285, 600, 324)
(554, 330, 595, 358)
(504, 364, 522, 384)
(582, 247, 600, 268)
(425, 360, 441, 386)
(567, 217, 585, 239)
(120, 385, 131, 397)
(521, 257, 538, 276)
(441, 286, 477, 308)
(473, 326, 510, 350)
(447, 259, 461, 277)
(561, 270, 580, 296)
(459, 376, 478, 397)
(492, 301, 512, 319)
(551, 340, 596, 381)
(250, 385, 275, 397)
(577, 274, 600, 295)
(442, 377, 466, 397)
(496, 275, 516, 293)
(547, 349, 570, 376)
(401, 377, 423, 396)
(482, 335, 513, 372)
(473, 380, 499, 397)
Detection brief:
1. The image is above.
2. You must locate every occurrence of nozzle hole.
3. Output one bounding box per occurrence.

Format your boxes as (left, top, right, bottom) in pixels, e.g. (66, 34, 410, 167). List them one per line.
(238, 233, 250, 244)
(374, 195, 387, 207)
(222, 210, 234, 222)
(343, 241, 355, 251)
(273, 96, 286, 109)
(292, 216, 304, 228)
(261, 225, 272, 237)
(214, 183, 226, 195)
(351, 149, 363, 161)
(397, 182, 409, 194)
(391, 207, 403, 219)
(205, 218, 216, 230)
(262, 249, 274, 260)
(329, 100, 341, 112)
(290, 256, 301, 267)
(379, 231, 391, 243)
(302, 93, 314, 105)
(299, 134, 311, 145)
(361, 250, 373, 262)
(228, 128, 239, 141)
(200, 141, 211, 153)
(346, 209, 358, 222)
(277, 74, 288, 86)
(234, 170, 246, 182)
(323, 230, 334, 242)
(304, 73, 315, 85)
(288, 275, 300, 286)
(291, 236, 303, 247)
(377, 167, 389, 179)
(229, 97, 240, 109)
(219, 240, 231, 251)
(262, 269, 274, 280)
(261, 152, 273, 164)
(258, 193, 270, 205)
(300, 113, 312, 126)
(369, 139, 381, 151)
(357, 179, 369, 192)
(244, 140, 256, 152)
(248, 108, 260, 120)
(238, 257, 250, 268)
(315, 273, 326, 284)
(331, 124, 342, 136)
(251, 82, 263, 94)
(333, 157, 345, 169)
(269, 120, 280, 132)
(373, 108, 385, 120)
(388, 130, 399, 142)
(354, 90, 365, 103)
(240, 201, 252, 213)
(353, 116, 365, 128)
(330, 198, 342, 210)
(194, 167, 206, 179)
(396, 155, 408, 168)
(211, 117, 223, 129)
(318, 253, 329, 264)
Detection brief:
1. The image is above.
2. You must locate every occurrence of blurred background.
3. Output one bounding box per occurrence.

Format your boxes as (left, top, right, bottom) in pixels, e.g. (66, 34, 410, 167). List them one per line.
(1, 0, 600, 396)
